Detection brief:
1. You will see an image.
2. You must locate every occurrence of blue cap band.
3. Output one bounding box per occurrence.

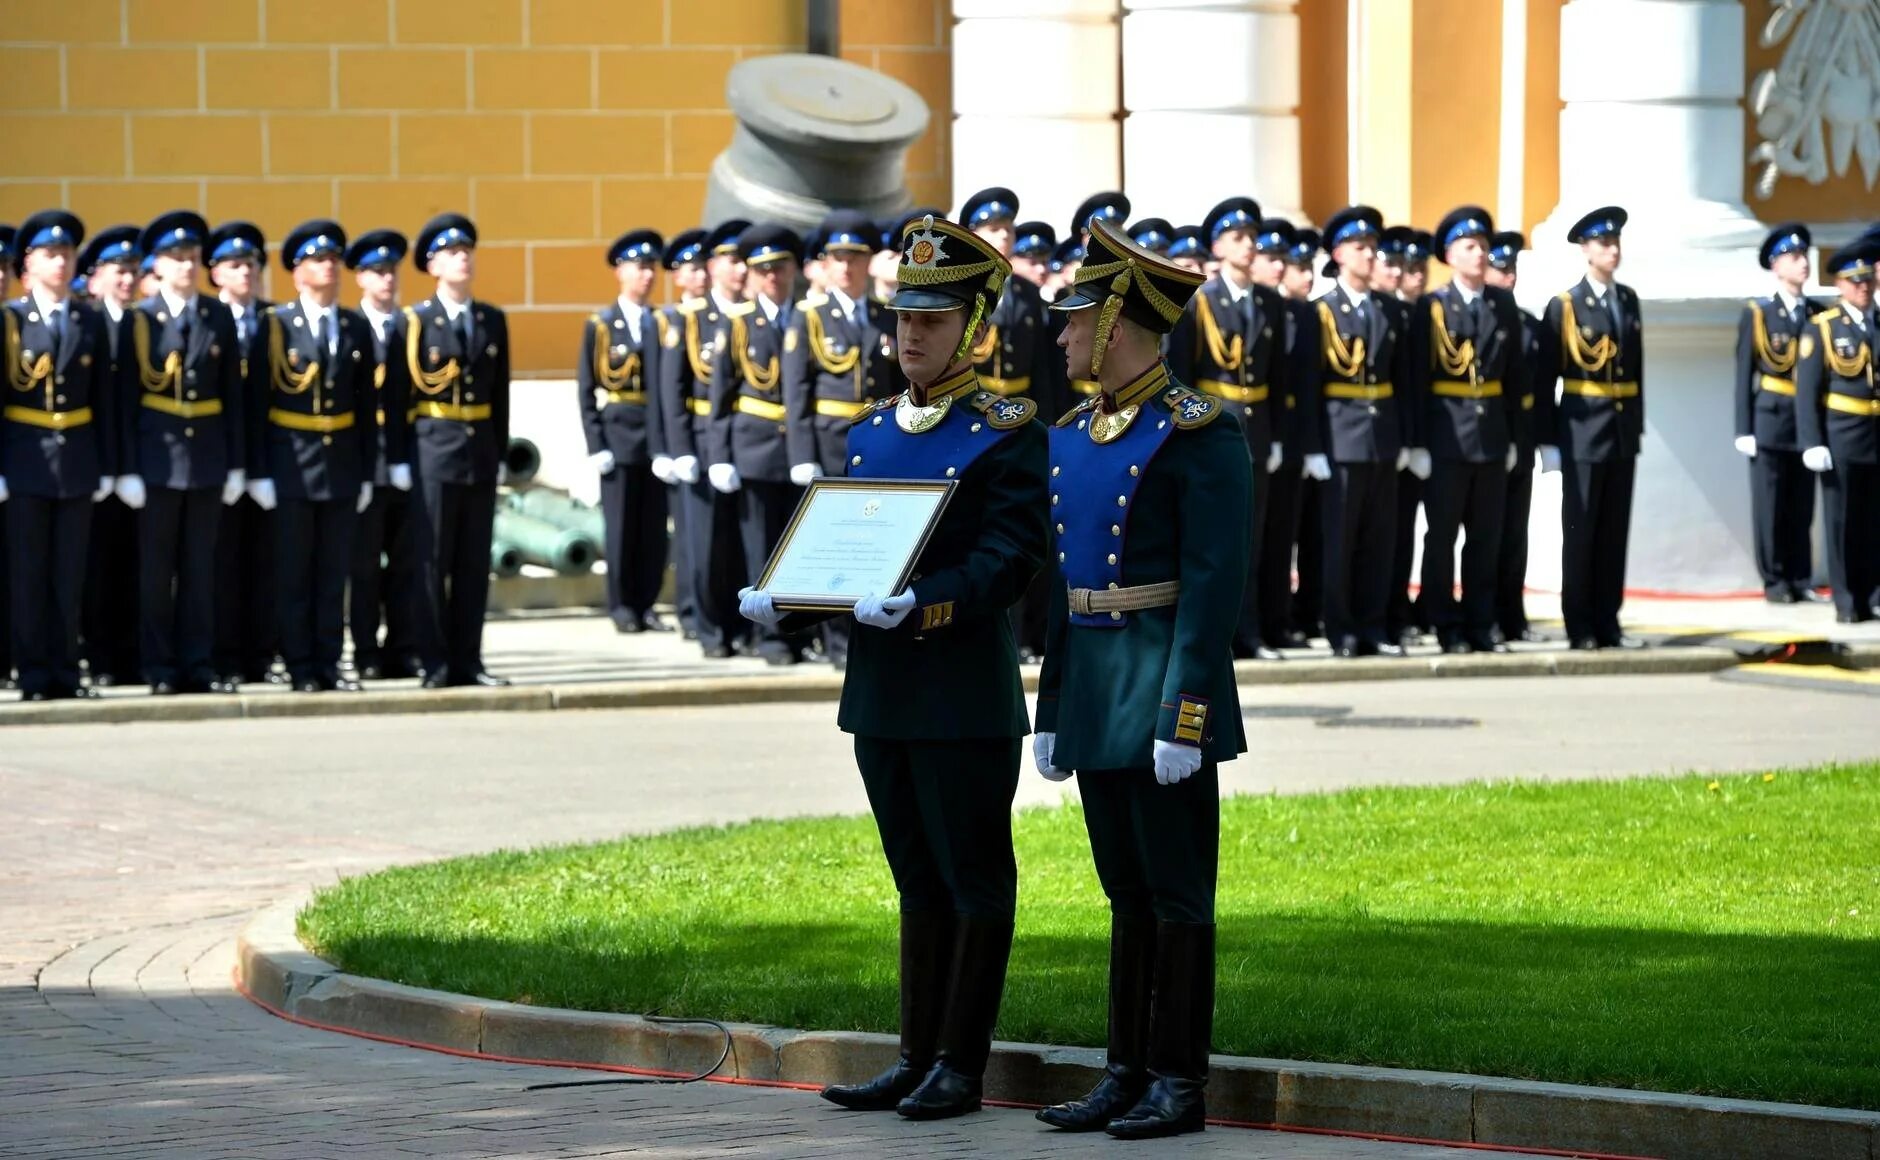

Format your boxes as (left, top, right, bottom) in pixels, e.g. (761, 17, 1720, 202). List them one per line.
(360, 245, 396, 269)
(746, 244, 790, 264)
(1582, 219, 1620, 239)
(141, 253, 158, 272)
(1210, 210, 1257, 242)
(27, 223, 73, 249)
(1087, 206, 1121, 226)
(1168, 237, 1202, 259)
(1014, 234, 1050, 256)
(1331, 219, 1376, 246)
(825, 231, 871, 251)
(1442, 218, 1487, 249)
(294, 234, 340, 263)
(158, 226, 199, 252)
(968, 201, 1014, 226)
(96, 239, 137, 268)
(1770, 233, 1805, 259)
(211, 236, 257, 263)
(675, 243, 705, 264)
(427, 226, 472, 256)
(616, 243, 658, 263)
(1132, 230, 1168, 250)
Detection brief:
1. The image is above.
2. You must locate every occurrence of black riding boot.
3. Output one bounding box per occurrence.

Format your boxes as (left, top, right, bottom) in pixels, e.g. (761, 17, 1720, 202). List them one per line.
(1106, 920, 1214, 1139)
(1036, 910, 1155, 1130)
(896, 914, 1014, 1120)
(821, 910, 953, 1110)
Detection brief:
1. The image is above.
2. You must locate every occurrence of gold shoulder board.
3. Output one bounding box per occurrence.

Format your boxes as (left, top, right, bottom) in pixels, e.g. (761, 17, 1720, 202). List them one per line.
(850, 394, 900, 426)
(1165, 385, 1222, 429)
(1055, 398, 1098, 428)
(970, 391, 1035, 429)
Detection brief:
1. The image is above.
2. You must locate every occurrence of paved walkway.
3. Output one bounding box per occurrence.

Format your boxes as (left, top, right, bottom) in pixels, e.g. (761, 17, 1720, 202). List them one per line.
(7, 673, 1878, 1156)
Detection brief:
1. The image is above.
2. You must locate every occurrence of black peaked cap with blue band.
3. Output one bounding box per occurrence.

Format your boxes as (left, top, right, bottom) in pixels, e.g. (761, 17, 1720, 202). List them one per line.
(1758, 222, 1810, 270)
(345, 229, 408, 271)
(415, 213, 476, 267)
(959, 187, 1019, 229)
(1487, 230, 1525, 270)
(14, 210, 84, 277)
(1568, 206, 1627, 244)
(142, 210, 209, 260)
(1012, 220, 1057, 259)
(77, 224, 141, 275)
(1073, 191, 1130, 237)
(662, 227, 708, 270)
(208, 220, 266, 268)
(1433, 206, 1494, 258)
(608, 229, 664, 266)
(283, 220, 346, 269)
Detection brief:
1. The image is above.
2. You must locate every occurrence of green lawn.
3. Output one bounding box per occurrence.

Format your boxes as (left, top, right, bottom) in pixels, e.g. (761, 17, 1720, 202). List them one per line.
(299, 763, 1880, 1110)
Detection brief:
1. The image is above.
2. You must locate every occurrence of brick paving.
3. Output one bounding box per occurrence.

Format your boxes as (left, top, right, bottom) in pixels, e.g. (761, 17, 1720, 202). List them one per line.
(9, 670, 1877, 1157)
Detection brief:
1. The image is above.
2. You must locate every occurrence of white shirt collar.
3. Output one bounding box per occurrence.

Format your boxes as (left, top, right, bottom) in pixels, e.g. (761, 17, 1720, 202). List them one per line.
(32, 288, 66, 320)
(103, 299, 124, 324)
(1337, 280, 1369, 310)
(829, 287, 860, 318)
(436, 291, 470, 321)
(756, 294, 781, 323)
(220, 293, 250, 318)
(159, 288, 193, 318)
(1775, 288, 1801, 313)
(360, 302, 394, 332)
(1450, 279, 1482, 306)
(1219, 268, 1252, 303)
(710, 289, 739, 315)
(1586, 272, 1613, 299)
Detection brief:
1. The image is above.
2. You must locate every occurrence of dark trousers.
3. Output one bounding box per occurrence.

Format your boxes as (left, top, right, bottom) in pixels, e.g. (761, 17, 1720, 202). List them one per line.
(679, 479, 744, 652)
(1078, 763, 1219, 924)
(0, 503, 9, 682)
(83, 495, 141, 681)
(1291, 477, 1323, 637)
(1386, 469, 1425, 639)
(274, 497, 358, 683)
(1259, 459, 1305, 646)
(854, 735, 1021, 918)
(1231, 447, 1270, 654)
(1751, 448, 1817, 597)
(1560, 456, 1636, 643)
(140, 486, 222, 686)
(7, 494, 92, 695)
(1822, 460, 1879, 621)
(1010, 569, 1050, 659)
(1497, 454, 1535, 637)
(1322, 462, 1397, 648)
(738, 479, 802, 660)
(599, 461, 668, 626)
(349, 485, 420, 668)
(414, 478, 495, 682)
(214, 494, 276, 680)
(1420, 459, 1507, 639)
(668, 480, 697, 636)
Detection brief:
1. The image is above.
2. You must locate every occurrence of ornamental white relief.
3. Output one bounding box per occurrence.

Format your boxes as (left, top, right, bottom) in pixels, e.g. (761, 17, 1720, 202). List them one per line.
(1749, 0, 1880, 198)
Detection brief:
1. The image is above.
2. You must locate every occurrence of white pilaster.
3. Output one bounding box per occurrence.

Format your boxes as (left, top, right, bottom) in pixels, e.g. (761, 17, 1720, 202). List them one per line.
(1119, 0, 1305, 227)
(951, 0, 1122, 231)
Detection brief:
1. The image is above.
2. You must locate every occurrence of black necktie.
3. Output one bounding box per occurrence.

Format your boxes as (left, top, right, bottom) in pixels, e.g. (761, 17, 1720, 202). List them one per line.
(314, 311, 330, 377)
(1607, 290, 1623, 335)
(176, 306, 192, 351)
(49, 307, 65, 346)
(458, 308, 474, 357)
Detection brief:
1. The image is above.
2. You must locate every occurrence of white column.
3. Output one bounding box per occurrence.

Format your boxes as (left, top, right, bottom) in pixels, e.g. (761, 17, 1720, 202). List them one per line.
(1496, 0, 1528, 232)
(1534, 0, 1763, 285)
(1119, 0, 1305, 227)
(951, 0, 1121, 231)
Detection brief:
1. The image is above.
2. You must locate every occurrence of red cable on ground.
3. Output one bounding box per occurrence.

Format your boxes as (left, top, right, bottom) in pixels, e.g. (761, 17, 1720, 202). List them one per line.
(232, 967, 1661, 1160)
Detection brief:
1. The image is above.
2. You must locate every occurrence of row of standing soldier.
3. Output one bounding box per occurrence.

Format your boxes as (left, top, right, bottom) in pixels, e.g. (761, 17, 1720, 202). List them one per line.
(0, 209, 511, 698)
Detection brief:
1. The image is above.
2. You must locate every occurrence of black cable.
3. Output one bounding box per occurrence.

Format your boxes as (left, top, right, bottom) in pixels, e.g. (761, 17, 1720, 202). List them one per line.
(524, 1013, 733, 1090)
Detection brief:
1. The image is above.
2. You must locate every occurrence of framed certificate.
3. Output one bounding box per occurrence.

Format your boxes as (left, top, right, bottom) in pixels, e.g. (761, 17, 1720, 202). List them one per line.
(758, 478, 956, 611)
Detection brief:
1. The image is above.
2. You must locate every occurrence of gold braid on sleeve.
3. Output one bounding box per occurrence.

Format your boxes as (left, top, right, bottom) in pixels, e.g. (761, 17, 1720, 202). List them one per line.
(5, 311, 50, 393)
(684, 311, 712, 381)
(131, 311, 182, 393)
(1430, 299, 1475, 378)
(1559, 294, 1616, 373)
(1750, 301, 1796, 374)
(405, 306, 457, 397)
(731, 315, 779, 392)
(1194, 296, 1243, 372)
(1317, 301, 1365, 380)
(590, 315, 640, 390)
(268, 314, 317, 395)
(806, 308, 861, 375)
(1821, 314, 1872, 379)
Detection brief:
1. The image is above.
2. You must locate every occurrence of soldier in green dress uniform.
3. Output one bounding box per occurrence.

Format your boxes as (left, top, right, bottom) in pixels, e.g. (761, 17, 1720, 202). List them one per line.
(739, 214, 1048, 1121)
(1034, 216, 1251, 1140)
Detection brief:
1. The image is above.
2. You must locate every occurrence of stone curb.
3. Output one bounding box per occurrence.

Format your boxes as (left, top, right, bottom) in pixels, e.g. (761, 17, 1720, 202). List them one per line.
(238, 900, 1878, 1160)
(0, 645, 1761, 727)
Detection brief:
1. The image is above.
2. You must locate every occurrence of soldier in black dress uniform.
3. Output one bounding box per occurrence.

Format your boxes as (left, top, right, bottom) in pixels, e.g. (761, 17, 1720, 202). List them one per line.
(741, 213, 1046, 1122)
(1282, 229, 1330, 642)
(3, 211, 118, 699)
(1166, 226, 1204, 275)
(1314, 207, 1414, 657)
(1165, 196, 1292, 660)
(1410, 208, 1526, 653)
(1737, 223, 1827, 604)
(76, 224, 144, 686)
(579, 229, 669, 634)
(1374, 226, 1432, 647)
(346, 229, 421, 680)
(707, 222, 805, 665)
(661, 220, 749, 659)
(653, 227, 708, 643)
(258, 221, 378, 691)
(207, 221, 278, 688)
(1796, 241, 1880, 622)
(405, 213, 511, 688)
(781, 211, 903, 668)
(1542, 206, 1644, 650)
(1010, 220, 1056, 287)
(0, 224, 12, 689)
(1483, 230, 1552, 643)
(125, 211, 248, 695)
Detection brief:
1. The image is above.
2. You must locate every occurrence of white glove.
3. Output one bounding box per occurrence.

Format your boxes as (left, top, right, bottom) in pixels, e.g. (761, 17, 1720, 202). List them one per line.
(1734, 435, 1757, 459)
(1266, 442, 1284, 474)
(853, 589, 916, 630)
(708, 462, 741, 493)
(356, 482, 373, 514)
(737, 586, 782, 628)
(1034, 732, 1071, 781)
(0, 476, 9, 504)
(92, 475, 114, 503)
(389, 463, 413, 492)
(1407, 448, 1433, 481)
(115, 474, 147, 509)
(1395, 447, 1411, 472)
(1538, 445, 1562, 474)
(1803, 445, 1834, 473)
(1153, 739, 1203, 786)
(651, 455, 676, 484)
(588, 450, 617, 476)
(1505, 444, 1519, 473)
(673, 455, 701, 484)
(789, 462, 819, 487)
(222, 469, 246, 506)
(1302, 453, 1332, 481)
(246, 477, 278, 511)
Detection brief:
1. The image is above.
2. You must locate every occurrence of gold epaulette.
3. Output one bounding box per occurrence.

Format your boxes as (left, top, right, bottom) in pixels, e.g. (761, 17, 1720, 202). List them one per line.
(1748, 299, 1796, 374)
(797, 294, 827, 312)
(850, 394, 900, 426)
(726, 302, 756, 318)
(968, 391, 1035, 429)
(1163, 384, 1222, 428)
(1055, 396, 1099, 428)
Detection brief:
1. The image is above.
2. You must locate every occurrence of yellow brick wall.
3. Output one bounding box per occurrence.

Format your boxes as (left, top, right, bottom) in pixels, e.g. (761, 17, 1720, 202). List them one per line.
(0, 0, 953, 377)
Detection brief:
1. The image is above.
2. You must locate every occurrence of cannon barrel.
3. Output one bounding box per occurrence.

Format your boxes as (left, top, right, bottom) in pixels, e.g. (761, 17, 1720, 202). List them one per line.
(503, 437, 542, 485)
(493, 510, 598, 576)
(504, 487, 606, 545)
(490, 537, 525, 579)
